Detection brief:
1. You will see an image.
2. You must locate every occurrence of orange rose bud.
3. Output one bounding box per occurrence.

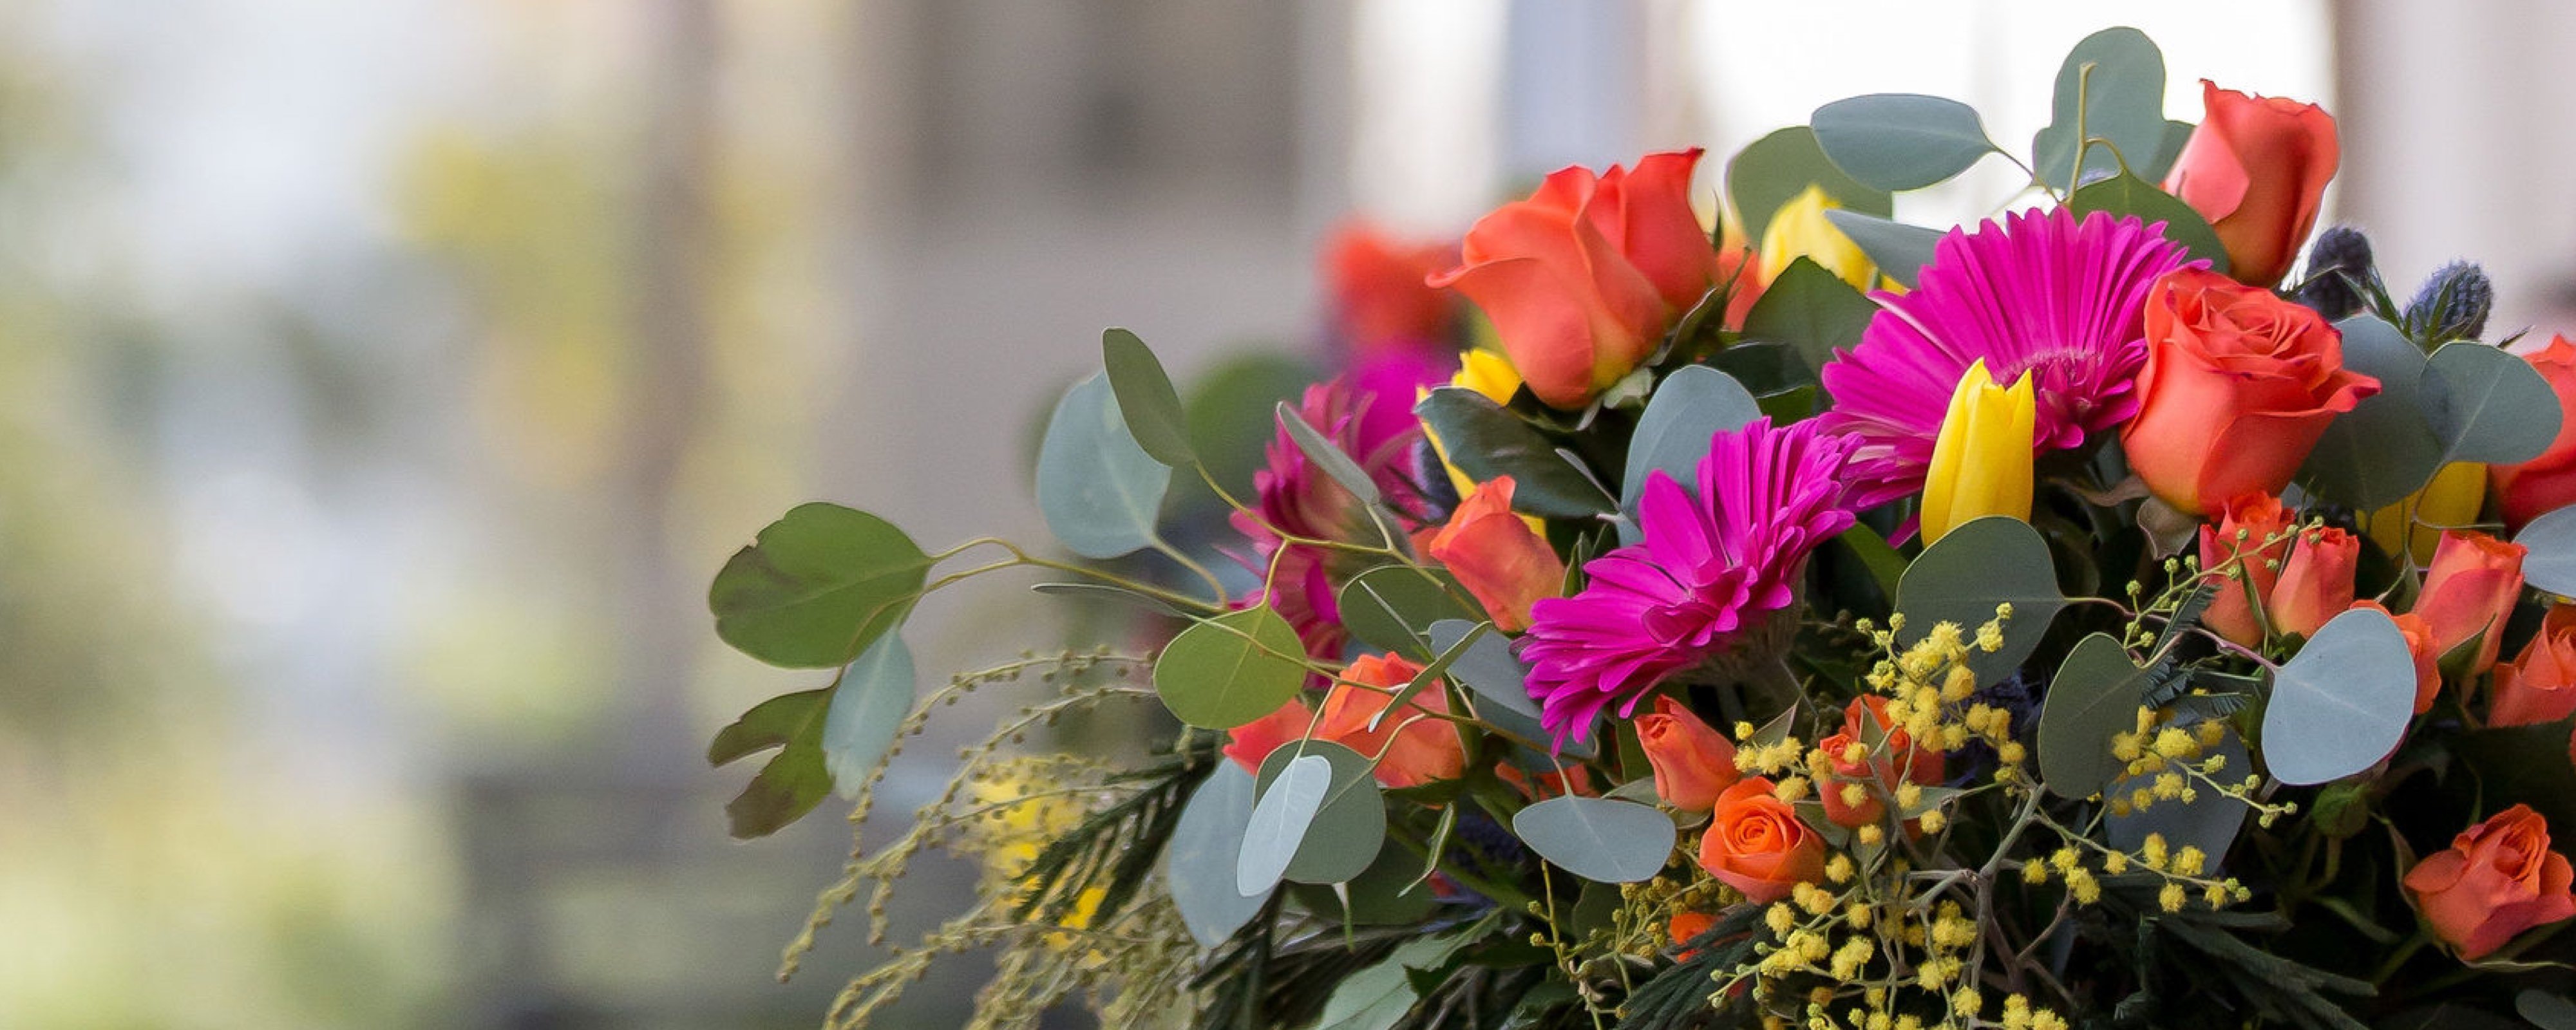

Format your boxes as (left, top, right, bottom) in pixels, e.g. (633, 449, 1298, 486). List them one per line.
(1430, 150, 1721, 409)
(2267, 526, 2358, 639)
(1321, 220, 1455, 349)
(1667, 911, 1716, 959)
(2416, 530, 2528, 674)
(2494, 606, 2576, 727)
(2403, 804, 2576, 960)
(2353, 601, 2442, 715)
(1843, 695, 1944, 789)
(1814, 731, 1884, 829)
(1225, 700, 1312, 775)
(2490, 335, 2576, 531)
(2197, 493, 2297, 646)
(1696, 777, 1826, 904)
(1423, 476, 1566, 632)
(1636, 695, 1738, 812)
(2163, 80, 2340, 286)
(2123, 269, 2380, 514)
(1318, 653, 1466, 789)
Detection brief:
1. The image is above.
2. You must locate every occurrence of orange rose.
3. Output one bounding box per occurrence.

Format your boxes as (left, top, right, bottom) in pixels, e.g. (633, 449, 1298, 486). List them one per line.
(1636, 695, 1739, 812)
(2162, 80, 2340, 287)
(1225, 699, 1312, 774)
(1667, 911, 1716, 959)
(1318, 653, 1466, 789)
(2268, 526, 2358, 639)
(1814, 729, 1886, 829)
(1847, 695, 1944, 788)
(2494, 606, 2576, 727)
(2121, 268, 2380, 514)
(1430, 150, 1721, 409)
(1322, 220, 1455, 349)
(2490, 335, 2576, 531)
(1421, 476, 1565, 632)
(2416, 530, 2528, 675)
(2197, 492, 2297, 646)
(2354, 601, 2442, 715)
(1696, 777, 1826, 904)
(2403, 804, 2576, 960)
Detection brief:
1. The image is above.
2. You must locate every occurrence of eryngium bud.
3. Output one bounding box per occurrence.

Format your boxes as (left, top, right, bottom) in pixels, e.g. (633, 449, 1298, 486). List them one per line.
(2295, 225, 2375, 321)
(2403, 260, 2494, 343)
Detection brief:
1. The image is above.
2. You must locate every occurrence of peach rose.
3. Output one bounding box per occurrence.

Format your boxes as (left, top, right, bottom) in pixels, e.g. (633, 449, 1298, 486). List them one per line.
(1696, 777, 1826, 904)
(2197, 492, 2297, 646)
(1318, 653, 1466, 789)
(2494, 605, 2576, 727)
(1225, 700, 1312, 775)
(2353, 601, 2442, 715)
(1322, 220, 1455, 350)
(1636, 695, 1738, 812)
(2268, 526, 2358, 639)
(2416, 530, 2528, 675)
(1430, 150, 1721, 409)
(2403, 804, 2576, 960)
(2121, 268, 2380, 514)
(1421, 476, 1564, 632)
(2163, 80, 2340, 287)
(2490, 335, 2576, 531)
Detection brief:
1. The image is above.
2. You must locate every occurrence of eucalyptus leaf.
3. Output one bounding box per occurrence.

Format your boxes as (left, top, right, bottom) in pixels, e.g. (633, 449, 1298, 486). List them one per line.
(1307, 932, 1471, 1030)
(1237, 754, 1331, 896)
(2421, 341, 2561, 466)
(708, 688, 835, 839)
(1427, 619, 1540, 720)
(1512, 796, 1678, 883)
(1169, 763, 1267, 947)
(1276, 401, 1383, 507)
(2298, 316, 2442, 510)
(1253, 740, 1387, 885)
(2517, 989, 2576, 1030)
(2108, 720, 2252, 860)
(1811, 93, 1998, 192)
(1739, 258, 1878, 378)
(2143, 118, 2197, 182)
(1153, 606, 1309, 729)
(1821, 211, 1942, 289)
(1727, 126, 1895, 242)
(1101, 327, 1196, 466)
(2261, 606, 2418, 785)
(1037, 373, 1173, 559)
(1414, 388, 1616, 518)
(1894, 516, 2069, 684)
(2521, 506, 2576, 598)
(2030, 27, 2168, 188)
(2067, 171, 2230, 272)
(820, 632, 915, 799)
(1620, 365, 1762, 520)
(2037, 633, 2154, 799)
(1340, 565, 1481, 661)
(709, 502, 931, 669)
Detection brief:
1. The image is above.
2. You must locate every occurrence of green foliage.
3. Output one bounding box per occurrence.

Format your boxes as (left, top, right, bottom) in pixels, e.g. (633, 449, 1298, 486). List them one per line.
(2520, 505, 2576, 597)
(2150, 916, 2375, 1030)
(708, 501, 929, 668)
(1307, 930, 1477, 1030)
(1168, 762, 1267, 948)
(1416, 388, 1617, 518)
(1038, 372, 1173, 558)
(1011, 747, 1211, 932)
(1811, 92, 1998, 192)
(1894, 516, 2070, 683)
(821, 632, 915, 798)
(1341, 565, 1482, 661)
(1615, 906, 1763, 1029)
(2421, 340, 2562, 465)
(1821, 209, 1942, 288)
(1511, 796, 1677, 883)
(1428, 619, 1540, 720)
(1620, 364, 1762, 531)
(2069, 171, 2231, 272)
(1240, 753, 1334, 895)
(2261, 606, 2418, 786)
(708, 687, 836, 838)
(2031, 27, 2169, 189)
(1153, 605, 1309, 729)
(2038, 632, 2155, 798)
(1102, 327, 1197, 466)
(1738, 257, 1878, 378)
(1726, 125, 1894, 242)
(1278, 400, 1385, 507)
(1253, 740, 1387, 885)
(2299, 316, 2444, 510)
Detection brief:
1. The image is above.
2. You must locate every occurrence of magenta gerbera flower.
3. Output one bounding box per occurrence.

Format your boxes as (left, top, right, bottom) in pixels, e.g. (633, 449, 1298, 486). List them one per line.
(1519, 417, 1859, 743)
(1817, 208, 2196, 514)
(1232, 368, 1440, 658)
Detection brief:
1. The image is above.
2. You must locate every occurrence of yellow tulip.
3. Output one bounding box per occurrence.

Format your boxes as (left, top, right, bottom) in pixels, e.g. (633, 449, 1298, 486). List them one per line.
(1758, 184, 1875, 291)
(2363, 461, 2486, 565)
(1920, 359, 2036, 543)
(1453, 348, 1522, 405)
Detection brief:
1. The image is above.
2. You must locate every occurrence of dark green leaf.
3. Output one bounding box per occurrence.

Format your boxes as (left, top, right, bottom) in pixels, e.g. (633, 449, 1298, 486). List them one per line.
(1340, 565, 1481, 661)
(707, 688, 830, 767)
(2031, 27, 2168, 188)
(1038, 373, 1173, 559)
(1253, 740, 1387, 885)
(1894, 516, 2069, 684)
(2299, 316, 2442, 510)
(1739, 257, 1879, 375)
(1101, 327, 1197, 466)
(1155, 606, 1310, 729)
(2421, 341, 2561, 465)
(2068, 171, 2230, 272)
(1821, 210, 1942, 288)
(709, 502, 930, 669)
(820, 632, 914, 798)
(1415, 388, 1616, 518)
(2038, 633, 2154, 798)
(2262, 606, 2418, 785)
(1276, 401, 1382, 507)
(1836, 524, 1907, 601)
(1170, 762, 1267, 948)
(1811, 93, 1997, 192)
(1308, 932, 1472, 1030)
(1512, 796, 1677, 883)
(710, 688, 835, 838)
(1726, 126, 1895, 243)
(1757, 385, 1817, 422)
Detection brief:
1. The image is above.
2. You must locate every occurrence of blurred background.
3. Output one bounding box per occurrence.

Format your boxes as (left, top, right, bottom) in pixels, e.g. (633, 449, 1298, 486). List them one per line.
(3, 1, 2571, 1027)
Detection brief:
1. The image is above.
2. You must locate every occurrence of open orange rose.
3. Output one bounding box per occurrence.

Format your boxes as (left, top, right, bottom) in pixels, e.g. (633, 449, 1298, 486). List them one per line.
(1430, 150, 1721, 409)
(1421, 476, 1564, 632)
(2269, 526, 2358, 639)
(1696, 777, 1826, 903)
(2353, 601, 2442, 714)
(2198, 492, 2297, 646)
(1636, 695, 1738, 812)
(2121, 268, 2380, 514)
(1318, 653, 1466, 789)
(2417, 530, 2528, 675)
(2163, 80, 2340, 287)
(2490, 335, 2576, 531)
(1225, 699, 1312, 775)
(2404, 804, 2576, 960)
(2495, 605, 2576, 727)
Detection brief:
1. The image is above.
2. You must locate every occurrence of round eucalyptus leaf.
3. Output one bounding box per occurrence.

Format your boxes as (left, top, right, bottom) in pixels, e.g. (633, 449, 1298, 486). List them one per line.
(2030, 27, 2167, 188)
(2421, 341, 2562, 466)
(1738, 258, 1876, 380)
(2519, 990, 2576, 1030)
(1820, 210, 1942, 288)
(2520, 505, 2576, 597)
(1340, 565, 1481, 661)
(1811, 93, 1997, 192)
(1427, 619, 1539, 720)
(2108, 722, 2251, 864)
(1726, 125, 1894, 243)
(821, 632, 916, 799)
(1275, 401, 1382, 507)
(2262, 606, 2418, 785)
(1893, 516, 2069, 684)
(2297, 316, 2441, 510)
(1101, 328, 1196, 467)
(1252, 740, 1386, 886)
(2037, 633, 2153, 800)
(1237, 754, 1331, 896)
(709, 502, 931, 669)
(1037, 373, 1172, 559)
(1153, 606, 1309, 729)
(1620, 365, 1761, 521)
(1168, 763, 1267, 947)
(1511, 796, 1677, 883)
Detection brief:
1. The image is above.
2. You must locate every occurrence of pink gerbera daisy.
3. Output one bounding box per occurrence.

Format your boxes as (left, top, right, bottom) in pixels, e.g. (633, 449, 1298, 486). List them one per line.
(1519, 418, 1859, 744)
(1232, 365, 1441, 658)
(1818, 208, 2197, 514)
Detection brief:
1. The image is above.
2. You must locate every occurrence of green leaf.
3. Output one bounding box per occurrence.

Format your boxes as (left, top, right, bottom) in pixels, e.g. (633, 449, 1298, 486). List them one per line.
(1101, 327, 1197, 466)
(1169, 762, 1267, 948)
(1252, 740, 1387, 885)
(2037, 633, 2154, 798)
(2299, 316, 2443, 510)
(2067, 171, 2230, 272)
(1414, 388, 1616, 518)
(1619, 364, 1762, 533)
(2143, 118, 2197, 182)
(2421, 341, 2562, 465)
(1512, 796, 1677, 883)
(709, 502, 931, 669)
(2030, 27, 2168, 188)
(1894, 516, 2069, 684)
(2520, 505, 2576, 597)
(709, 688, 835, 839)
(1153, 606, 1309, 729)
(1340, 565, 1481, 661)
(1237, 753, 1331, 896)
(2452, 716, 2576, 835)
(2518, 990, 2576, 1030)
(1276, 401, 1382, 507)
(2262, 606, 2418, 785)
(1738, 257, 1879, 377)
(708, 688, 830, 767)
(820, 632, 914, 799)
(1835, 523, 1908, 602)
(2108, 718, 2251, 859)
(1811, 93, 1997, 192)
(1037, 373, 1172, 559)
(1175, 351, 1318, 512)
(1427, 619, 1539, 720)
(1821, 211, 1942, 288)
(1307, 932, 1472, 1030)
(1291, 843, 1439, 926)
(1726, 125, 1895, 243)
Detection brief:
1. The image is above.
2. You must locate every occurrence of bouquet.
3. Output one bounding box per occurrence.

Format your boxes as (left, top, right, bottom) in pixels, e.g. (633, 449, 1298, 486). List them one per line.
(704, 26, 2576, 1030)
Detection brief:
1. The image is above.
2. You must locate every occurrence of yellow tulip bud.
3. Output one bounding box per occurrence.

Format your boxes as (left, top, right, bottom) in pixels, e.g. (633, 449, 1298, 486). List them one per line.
(1920, 359, 2036, 543)
(1758, 185, 1875, 291)
(2362, 460, 2485, 565)
(1452, 348, 1522, 405)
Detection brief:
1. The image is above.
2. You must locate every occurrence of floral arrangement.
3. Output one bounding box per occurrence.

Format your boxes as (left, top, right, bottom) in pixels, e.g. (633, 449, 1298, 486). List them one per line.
(705, 27, 2576, 1030)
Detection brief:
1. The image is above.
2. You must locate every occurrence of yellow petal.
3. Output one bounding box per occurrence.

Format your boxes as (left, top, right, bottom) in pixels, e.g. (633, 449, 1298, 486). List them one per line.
(1758, 184, 1875, 292)
(1920, 360, 2036, 543)
(1453, 348, 1522, 405)
(2363, 461, 2486, 565)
